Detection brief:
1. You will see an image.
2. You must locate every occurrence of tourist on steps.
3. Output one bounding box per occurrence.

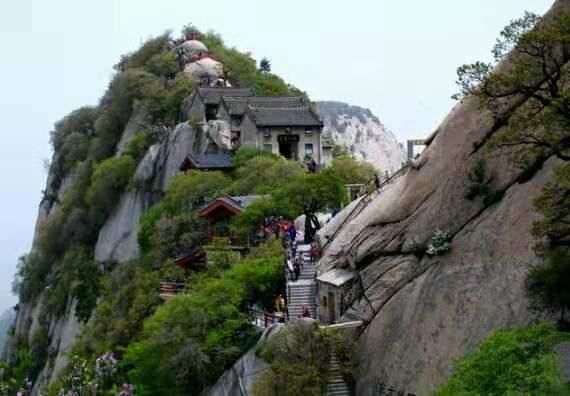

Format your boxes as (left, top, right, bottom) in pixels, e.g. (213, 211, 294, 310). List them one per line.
(293, 260, 301, 281)
(374, 173, 381, 190)
(288, 223, 297, 242)
(310, 242, 319, 264)
(274, 294, 285, 313)
(302, 306, 311, 318)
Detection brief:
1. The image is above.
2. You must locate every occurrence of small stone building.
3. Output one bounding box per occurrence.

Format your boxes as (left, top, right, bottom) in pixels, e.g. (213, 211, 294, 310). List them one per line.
(184, 87, 255, 124)
(240, 105, 323, 163)
(183, 87, 326, 165)
(316, 269, 355, 324)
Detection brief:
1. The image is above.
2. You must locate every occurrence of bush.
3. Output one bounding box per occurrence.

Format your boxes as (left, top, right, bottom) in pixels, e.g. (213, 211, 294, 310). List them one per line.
(60, 132, 91, 173)
(324, 156, 377, 186)
(434, 324, 570, 395)
(426, 229, 451, 257)
(115, 34, 171, 71)
(465, 159, 491, 200)
(526, 248, 570, 326)
(227, 157, 303, 195)
(87, 155, 137, 216)
(75, 260, 162, 359)
(125, 129, 153, 162)
(151, 213, 205, 260)
(145, 52, 179, 78)
(50, 107, 99, 152)
(232, 147, 279, 169)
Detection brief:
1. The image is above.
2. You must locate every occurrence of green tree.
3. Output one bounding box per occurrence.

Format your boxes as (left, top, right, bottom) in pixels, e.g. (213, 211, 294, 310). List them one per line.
(324, 156, 376, 186)
(87, 155, 137, 215)
(526, 249, 570, 325)
(259, 57, 271, 72)
(145, 52, 179, 78)
(273, 172, 345, 219)
(434, 324, 570, 395)
(227, 157, 303, 195)
(232, 147, 279, 169)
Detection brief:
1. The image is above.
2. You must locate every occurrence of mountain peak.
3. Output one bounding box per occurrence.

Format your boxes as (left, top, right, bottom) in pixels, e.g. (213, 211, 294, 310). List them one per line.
(316, 101, 406, 173)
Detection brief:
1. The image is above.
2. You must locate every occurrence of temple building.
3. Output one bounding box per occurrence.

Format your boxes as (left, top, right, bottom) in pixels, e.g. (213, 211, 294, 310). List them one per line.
(177, 33, 329, 166)
(184, 88, 327, 165)
(316, 269, 355, 324)
(198, 195, 264, 242)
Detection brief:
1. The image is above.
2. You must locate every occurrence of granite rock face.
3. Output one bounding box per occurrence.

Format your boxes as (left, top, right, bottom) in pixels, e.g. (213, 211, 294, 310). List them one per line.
(316, 101, 406, 173)
(202, 324, 283, 396)
(315, 2, 570, 394)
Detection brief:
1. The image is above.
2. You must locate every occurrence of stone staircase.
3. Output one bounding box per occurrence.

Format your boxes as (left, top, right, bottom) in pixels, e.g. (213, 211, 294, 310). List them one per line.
(286, 244, 317, 319)
(326, 354, 350, 396)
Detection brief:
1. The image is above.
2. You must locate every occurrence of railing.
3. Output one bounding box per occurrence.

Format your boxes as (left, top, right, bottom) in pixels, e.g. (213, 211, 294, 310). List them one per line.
(159, 281, 186, 299)
(247, 306, 285, 328)
(321, 164, 410, 252)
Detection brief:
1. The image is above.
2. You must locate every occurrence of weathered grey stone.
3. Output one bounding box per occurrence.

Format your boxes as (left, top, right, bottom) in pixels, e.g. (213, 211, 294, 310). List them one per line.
(554, 342, 570, 382)
(32, 298, 83, 396)
(116, 107, 151, 155)
(202, 324, 283, 396)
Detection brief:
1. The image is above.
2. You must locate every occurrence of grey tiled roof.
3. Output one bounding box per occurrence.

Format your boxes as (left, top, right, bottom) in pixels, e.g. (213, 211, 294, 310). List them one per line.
(222, 96, 306, 116)
(228, 195, 265, 209)
(198, 87, 254, 105)
(248, 106, 323, 127)
(181, 153, 234, 170)
(201, 195, 265, 213)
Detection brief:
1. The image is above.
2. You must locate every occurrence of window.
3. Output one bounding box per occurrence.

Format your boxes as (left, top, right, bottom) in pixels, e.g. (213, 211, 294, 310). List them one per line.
(263, 127, 271, 137)
(322, 295, 327, 307)
(264, 144, 273, 153)
(305, 128, 313, 135)
(305, 143, 314, 157)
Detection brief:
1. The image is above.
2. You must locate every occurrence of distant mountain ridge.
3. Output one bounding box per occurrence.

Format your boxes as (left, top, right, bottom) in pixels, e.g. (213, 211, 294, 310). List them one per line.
(316, 101, 406, 173)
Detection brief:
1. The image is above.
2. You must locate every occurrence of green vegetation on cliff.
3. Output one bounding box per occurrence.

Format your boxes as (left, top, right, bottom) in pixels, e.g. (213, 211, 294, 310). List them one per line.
(435, 324, 570, 395)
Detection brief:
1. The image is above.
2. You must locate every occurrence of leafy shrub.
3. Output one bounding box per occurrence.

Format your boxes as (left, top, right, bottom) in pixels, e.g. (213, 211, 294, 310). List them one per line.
(42, 246, 100, 321)
(426, 229, 451, 257)
(125, 129, 153, 162)
(324, 156, 377, 186)
(526, 249, 570, 326)
(87, 155, 137, 216)
(227, 157, 303, 195)
(60, 132, 91, 173)
(232, 147, 279, 169)
(145, 52, 179, 78)
(434, 324, 570, 395)
(465, 159, 491, 200)
(13, 253, 52, 303)
(50, 107, 99, 152)
(75, 259, 162, 359)
(115, 34, 171, 71)
(151, 213, 205, 260)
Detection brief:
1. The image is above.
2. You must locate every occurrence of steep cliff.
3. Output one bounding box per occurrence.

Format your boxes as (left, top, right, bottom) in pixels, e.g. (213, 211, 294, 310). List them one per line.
(316, 101, 406, 173)
(316, 2, 570, 394)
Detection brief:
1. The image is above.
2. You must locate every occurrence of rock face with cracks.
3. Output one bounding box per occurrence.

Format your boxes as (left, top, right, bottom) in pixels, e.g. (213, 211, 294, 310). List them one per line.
(316, 2, 570, 394)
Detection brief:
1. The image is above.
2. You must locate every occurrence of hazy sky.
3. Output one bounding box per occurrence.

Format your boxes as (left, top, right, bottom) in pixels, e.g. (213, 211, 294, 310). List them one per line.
(0, 0, 554, 312)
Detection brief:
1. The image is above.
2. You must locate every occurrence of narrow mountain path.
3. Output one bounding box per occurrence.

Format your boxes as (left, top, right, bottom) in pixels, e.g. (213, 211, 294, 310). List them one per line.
(286, 243, 317, 319)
